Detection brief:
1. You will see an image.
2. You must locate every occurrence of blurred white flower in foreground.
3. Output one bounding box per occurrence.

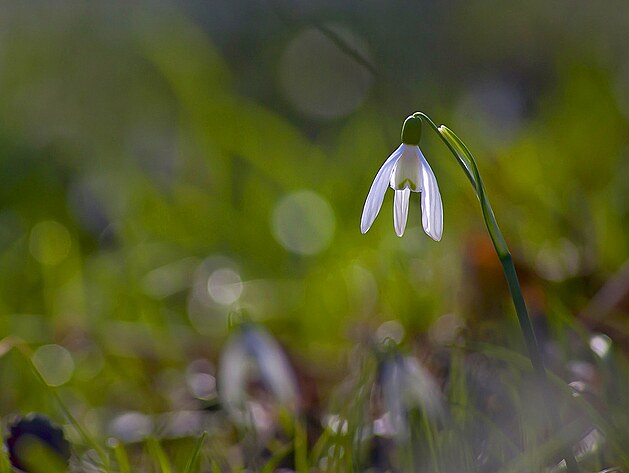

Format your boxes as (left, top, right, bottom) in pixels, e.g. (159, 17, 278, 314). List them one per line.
(361, 115, 443, 239)
(218, 324, 298, 430)
(376, 352, 444, 440)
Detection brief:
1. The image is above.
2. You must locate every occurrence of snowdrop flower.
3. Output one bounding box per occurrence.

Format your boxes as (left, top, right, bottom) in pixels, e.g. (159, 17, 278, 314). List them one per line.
(376, 352, 444, 440)
(360, 115, 443, 239)
(218, 324, 298, 428)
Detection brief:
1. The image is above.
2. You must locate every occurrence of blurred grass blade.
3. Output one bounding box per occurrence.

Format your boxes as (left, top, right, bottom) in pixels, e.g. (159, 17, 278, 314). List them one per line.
(0, 442, 11, 473)
(309, 423, 333, 466)
(294, 418, 308, 473)
(111, 439, 131, 473)
(470, 341, 629, 466)
(260, 440, 293, 473)
(17, 438, 69, 473)
(496, 419, 587, 473)
(147, 437, 173, 473)
(183, 431, 207, 473)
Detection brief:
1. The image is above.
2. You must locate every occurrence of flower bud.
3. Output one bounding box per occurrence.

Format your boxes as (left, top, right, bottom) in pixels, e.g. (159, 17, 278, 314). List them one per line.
(400, 115, 422, 145)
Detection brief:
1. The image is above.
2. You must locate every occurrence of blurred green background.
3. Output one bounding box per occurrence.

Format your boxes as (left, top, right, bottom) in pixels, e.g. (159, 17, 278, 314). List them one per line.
(0, 0, 628, 469)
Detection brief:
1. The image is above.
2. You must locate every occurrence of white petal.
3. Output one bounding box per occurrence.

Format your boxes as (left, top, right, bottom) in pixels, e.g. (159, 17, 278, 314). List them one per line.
(418, 149, 443, 241)
(360, 145, 403, 234)
(390, 144, 422, 191)
(246, 328, 298, 407)
(217, 333, 249, 424)
(393, 188, 411, 237)
(381, 359, 408, 439)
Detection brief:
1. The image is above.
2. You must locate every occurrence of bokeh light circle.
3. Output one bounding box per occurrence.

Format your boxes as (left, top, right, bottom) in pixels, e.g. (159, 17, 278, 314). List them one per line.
(271, 190, 335, 255)
(187, 256, 241, 335)
(32, 344, 75, 387)
(590, 333, 612, 358)
(29, 220, 71, 265)
(207, 268, 243, 305)
(279, 25, 373, 120)
(109, 412, 153, 443)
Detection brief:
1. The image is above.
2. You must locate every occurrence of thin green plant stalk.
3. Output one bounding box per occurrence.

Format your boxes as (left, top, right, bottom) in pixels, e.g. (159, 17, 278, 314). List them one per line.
(413, 112, 580, 473)
(146, 437, 173, 473)
(183, 431, 207, 473)
(0, 429, 11, 473)
(419, 410, 440, 472)
(293, 418, 308, 473)
(111, 440, 131, 473)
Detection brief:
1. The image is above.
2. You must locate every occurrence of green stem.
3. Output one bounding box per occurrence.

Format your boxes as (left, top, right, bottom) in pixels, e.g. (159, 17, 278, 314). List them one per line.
(413, 113, 477, 194)
(416, 113, 579, 473)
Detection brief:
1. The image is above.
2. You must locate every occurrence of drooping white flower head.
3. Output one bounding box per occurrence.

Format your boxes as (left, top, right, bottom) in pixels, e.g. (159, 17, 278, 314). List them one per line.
(360, 115, 443, 240)
(218, 324, 298, 429)
(376, 352, 445, 440)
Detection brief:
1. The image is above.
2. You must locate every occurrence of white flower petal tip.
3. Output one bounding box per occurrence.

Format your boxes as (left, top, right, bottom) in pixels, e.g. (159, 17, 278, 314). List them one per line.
(360, 219, 371, 235)
(418, 149, 443, 242)
(393, 188, 410, 237)
(360, 141, 443, 241)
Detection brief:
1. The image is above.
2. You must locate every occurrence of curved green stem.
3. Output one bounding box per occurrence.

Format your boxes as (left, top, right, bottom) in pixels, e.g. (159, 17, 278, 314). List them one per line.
(413, 112, 476, 192)
(416, 113, 579, 473)
(436, 125, 508, 256)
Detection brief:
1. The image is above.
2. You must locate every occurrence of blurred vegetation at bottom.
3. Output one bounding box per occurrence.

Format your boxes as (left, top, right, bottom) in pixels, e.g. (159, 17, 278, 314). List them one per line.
(0, 1, 628, 472)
